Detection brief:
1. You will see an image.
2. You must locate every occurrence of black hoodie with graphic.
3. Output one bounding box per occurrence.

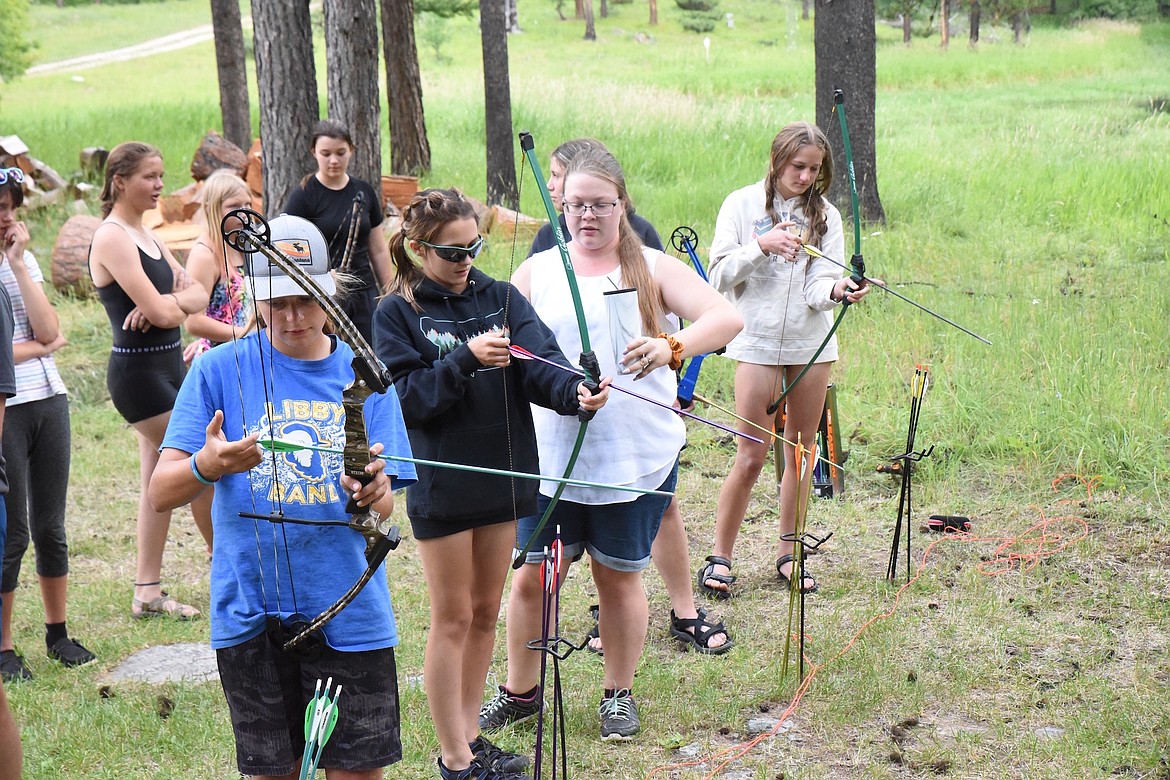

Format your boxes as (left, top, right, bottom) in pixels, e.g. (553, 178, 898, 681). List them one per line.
(373, 267, 583, 529)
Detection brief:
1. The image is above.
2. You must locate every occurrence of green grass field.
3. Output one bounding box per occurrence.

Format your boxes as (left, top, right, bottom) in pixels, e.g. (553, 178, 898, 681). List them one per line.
(2, 2, 1169, 778)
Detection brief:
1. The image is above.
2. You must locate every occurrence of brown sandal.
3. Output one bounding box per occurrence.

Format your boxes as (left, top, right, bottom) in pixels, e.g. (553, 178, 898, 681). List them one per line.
(132, 583, 201, 621)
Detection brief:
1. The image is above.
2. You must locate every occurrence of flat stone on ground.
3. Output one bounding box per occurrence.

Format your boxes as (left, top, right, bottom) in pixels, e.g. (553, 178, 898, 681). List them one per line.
(107, 643, 218, 684)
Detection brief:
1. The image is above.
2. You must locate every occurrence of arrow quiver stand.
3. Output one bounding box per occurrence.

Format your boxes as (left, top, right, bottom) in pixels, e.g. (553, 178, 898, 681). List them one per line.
(525, 537, 586, 780)
(886, 366, 933, 583)
(778, 529, 833, 684)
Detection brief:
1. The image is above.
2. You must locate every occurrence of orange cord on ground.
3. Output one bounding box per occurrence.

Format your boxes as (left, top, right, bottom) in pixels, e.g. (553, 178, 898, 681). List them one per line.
(645, 473, 1096, 780)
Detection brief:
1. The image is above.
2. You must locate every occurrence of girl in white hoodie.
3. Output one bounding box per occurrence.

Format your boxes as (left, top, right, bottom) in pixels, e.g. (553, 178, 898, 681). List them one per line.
(699, 122, 874, 597)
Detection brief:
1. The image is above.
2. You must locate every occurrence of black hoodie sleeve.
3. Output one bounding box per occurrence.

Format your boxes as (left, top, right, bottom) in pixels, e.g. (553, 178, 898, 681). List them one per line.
(372, 295, 484, 427)
(504, 285, 583, 417)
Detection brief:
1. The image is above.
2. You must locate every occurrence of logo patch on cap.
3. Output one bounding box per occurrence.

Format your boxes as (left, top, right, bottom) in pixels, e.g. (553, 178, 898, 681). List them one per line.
(274, 238, 314, 268)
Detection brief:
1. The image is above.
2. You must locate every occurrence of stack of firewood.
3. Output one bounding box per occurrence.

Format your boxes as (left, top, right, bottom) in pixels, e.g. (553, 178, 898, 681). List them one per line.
(0, 135, 73, 209)
(51, 131, 255, 295)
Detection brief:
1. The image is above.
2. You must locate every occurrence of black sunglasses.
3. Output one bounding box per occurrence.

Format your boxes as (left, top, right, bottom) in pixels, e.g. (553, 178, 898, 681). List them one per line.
(418, 235, 485, 263)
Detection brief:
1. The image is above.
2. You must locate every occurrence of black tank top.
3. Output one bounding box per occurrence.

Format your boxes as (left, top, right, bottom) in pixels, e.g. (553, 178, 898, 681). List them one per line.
(95, 244, 181, 349)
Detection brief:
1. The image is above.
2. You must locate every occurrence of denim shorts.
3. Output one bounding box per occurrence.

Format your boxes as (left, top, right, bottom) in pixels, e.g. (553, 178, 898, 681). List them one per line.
(216, 629, 401, 776)
(516, 461, 678, 572)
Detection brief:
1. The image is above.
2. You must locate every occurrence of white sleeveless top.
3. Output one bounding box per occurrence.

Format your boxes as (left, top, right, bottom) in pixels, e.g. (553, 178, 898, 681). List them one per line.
(526, 247, 686, 504)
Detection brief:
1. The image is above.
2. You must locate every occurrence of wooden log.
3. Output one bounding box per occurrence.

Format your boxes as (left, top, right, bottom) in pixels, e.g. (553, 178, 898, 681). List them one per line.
(245, 138, 264, 207)
(482, 203, 544, 243)
(189, 131, 248, 181)
(158, 180, 202, 224)
(381, 175, 419, 212)
(51, 214, 101, 297)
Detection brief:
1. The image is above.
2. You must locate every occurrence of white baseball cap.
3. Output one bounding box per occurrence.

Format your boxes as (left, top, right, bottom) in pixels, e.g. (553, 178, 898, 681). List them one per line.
(247, 214, 336, 300)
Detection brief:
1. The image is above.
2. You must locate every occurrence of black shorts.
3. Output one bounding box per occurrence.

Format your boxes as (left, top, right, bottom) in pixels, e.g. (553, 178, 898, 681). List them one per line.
(216, 630, 402, 776)
(106, 343, 185, 423)
(410, 513, 517, 540)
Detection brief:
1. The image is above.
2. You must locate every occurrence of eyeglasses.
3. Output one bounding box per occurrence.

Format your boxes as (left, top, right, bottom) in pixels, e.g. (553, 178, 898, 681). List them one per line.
(418, 235, 485, 263)
(562, 200, 619, 218)
(0, 168, 25, 185)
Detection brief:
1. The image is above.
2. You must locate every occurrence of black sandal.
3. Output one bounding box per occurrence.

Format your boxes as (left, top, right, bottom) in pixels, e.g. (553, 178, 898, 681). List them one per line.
(584, 604, 603, 655)
(776, 553, 818, 594)
(669, 608, 734, 655)
(696, 555, 736, 600)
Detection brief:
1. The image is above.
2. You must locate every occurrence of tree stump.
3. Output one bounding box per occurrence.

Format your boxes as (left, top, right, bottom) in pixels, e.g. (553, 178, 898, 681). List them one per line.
(51, 214, 101, 297)
(189, 131, 248, 181)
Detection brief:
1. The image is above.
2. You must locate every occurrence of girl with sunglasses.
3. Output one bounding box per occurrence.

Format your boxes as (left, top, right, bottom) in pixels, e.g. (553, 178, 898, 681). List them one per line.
(373, 188, 609, 780)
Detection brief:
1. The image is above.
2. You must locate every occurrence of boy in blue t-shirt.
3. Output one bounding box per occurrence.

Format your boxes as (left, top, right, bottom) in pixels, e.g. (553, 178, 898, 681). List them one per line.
(149, 215, 415, 779)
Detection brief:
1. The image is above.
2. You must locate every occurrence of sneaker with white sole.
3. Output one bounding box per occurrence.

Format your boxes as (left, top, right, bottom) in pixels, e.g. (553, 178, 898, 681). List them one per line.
(479, 685, 543, 731)
(598, 688, 640, 741)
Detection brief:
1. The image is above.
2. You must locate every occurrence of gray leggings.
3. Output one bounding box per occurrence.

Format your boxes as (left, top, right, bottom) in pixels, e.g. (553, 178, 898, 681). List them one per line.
(1, 393, 71, 593)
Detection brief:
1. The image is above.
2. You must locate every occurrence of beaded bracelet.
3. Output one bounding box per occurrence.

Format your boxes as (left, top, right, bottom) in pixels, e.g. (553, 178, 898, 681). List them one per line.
(190, 454, 218, 485)
(657, 332, 685, 371)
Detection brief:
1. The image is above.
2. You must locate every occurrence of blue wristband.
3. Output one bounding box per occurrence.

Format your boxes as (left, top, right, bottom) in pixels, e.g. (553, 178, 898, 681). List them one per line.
(190, 454, 218, 485)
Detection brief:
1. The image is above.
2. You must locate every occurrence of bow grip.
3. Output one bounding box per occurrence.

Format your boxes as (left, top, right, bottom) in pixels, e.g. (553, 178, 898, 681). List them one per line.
(577, 350, 602, 422)
(842, 253, 866, 308)
(342, 386, 375, 516)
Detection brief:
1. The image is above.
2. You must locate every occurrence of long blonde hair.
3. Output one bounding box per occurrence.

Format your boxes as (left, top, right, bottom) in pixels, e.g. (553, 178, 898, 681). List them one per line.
(764, 122, 834, 245)
(564, 149, 665, 336)
(200, 170, 252, 274)
(386, 188, 478, 313)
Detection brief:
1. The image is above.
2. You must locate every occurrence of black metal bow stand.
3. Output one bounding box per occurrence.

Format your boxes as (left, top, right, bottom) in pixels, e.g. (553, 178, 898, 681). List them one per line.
(525, 544, 587, 780)
(886, 366, 933, 583)
(779, 529, 833, 684)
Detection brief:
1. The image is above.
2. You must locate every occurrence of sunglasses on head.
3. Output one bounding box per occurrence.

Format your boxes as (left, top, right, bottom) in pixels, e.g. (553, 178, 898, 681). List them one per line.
(418, 235, 485, 263)
(0, 168, 25, 186)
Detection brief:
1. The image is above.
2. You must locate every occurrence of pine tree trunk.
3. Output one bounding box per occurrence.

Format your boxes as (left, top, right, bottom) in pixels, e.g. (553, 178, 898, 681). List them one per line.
(939, 0, 949, 49)
(583, 0, 596, 39)
(325, 0, 382, 188)
(252, 0, 319, 212)
(649, 0, 658, 25)
(210, 0, 251, 152)
(802, 0, 811, 20)
(813, 0, 886, 226)
(903, 14, 912, 44)
(382, 0, 431, 175)
(479, 0, 518, 206)
(601, 0, 608, 18)
(969, 0, 980, 47)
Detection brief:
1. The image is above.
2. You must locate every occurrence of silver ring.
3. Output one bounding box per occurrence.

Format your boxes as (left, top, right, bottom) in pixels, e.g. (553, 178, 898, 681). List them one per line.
(642, 356, 650, 367)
